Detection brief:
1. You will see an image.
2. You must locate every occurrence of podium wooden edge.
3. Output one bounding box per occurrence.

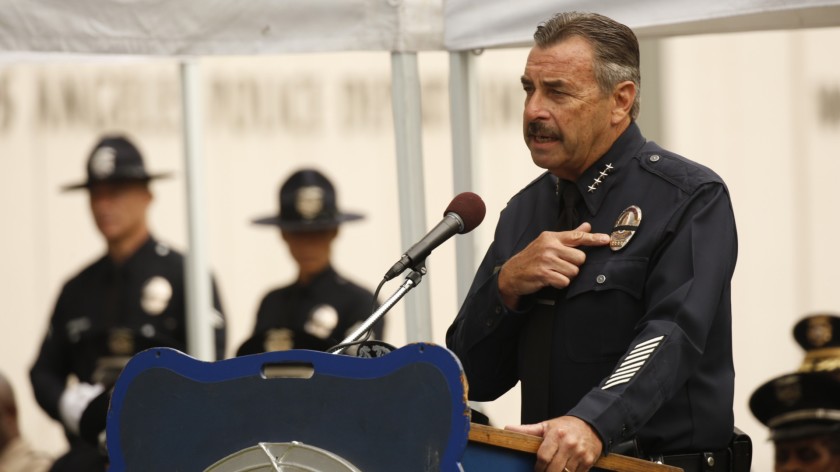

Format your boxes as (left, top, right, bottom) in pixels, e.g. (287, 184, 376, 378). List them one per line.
(468, 423, 684, 472)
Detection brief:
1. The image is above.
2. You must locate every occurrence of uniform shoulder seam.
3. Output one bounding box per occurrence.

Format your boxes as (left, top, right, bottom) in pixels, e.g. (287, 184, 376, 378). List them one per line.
(508, 171, 553, 203)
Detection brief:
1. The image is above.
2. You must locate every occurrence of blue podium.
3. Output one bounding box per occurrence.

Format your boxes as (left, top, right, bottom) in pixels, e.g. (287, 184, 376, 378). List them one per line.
(106, 344, 679, 471)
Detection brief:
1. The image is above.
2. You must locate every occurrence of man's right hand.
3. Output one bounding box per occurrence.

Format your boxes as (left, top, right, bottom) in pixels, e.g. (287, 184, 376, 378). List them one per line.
(498, 222, 610, 309)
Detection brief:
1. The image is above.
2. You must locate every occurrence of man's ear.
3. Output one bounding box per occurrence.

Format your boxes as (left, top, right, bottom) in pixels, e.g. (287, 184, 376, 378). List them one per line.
(137, 182, 153, 205)
(611, 81, 636, 124)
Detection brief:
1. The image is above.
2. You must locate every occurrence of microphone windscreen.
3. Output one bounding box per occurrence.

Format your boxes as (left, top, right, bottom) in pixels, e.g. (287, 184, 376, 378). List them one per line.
(445, 192, 486, 234)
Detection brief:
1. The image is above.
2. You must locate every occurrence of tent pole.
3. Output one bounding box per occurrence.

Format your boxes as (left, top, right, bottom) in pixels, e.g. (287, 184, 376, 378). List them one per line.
(448, 50, 479, 306)
(390, 52, 432, 343)
(180, 60, 215, 361)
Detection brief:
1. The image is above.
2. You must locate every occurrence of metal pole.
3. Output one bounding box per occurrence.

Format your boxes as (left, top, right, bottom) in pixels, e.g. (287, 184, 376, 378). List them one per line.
(390, 52, 432, 343)
(180, 60, 215, 361)
(448, 50, 479, 306)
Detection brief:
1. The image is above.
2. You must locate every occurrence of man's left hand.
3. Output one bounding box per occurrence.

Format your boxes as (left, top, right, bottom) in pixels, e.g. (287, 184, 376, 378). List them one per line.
(506, 416, 603, 472)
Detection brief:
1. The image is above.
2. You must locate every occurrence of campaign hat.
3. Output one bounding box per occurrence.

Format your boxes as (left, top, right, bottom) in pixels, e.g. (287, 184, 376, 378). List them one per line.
(62, 134, 171, 191)
(253, 169, 363, 232)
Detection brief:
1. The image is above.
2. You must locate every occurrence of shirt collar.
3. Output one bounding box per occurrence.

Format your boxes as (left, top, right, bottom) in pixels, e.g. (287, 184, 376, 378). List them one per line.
(575, 121, 646, 216)
(105, 235, 156, 273)
(294, 265, 337, 290)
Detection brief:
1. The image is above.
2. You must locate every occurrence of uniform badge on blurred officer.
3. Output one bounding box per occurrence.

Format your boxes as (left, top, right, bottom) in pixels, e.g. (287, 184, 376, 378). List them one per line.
(236, 169, 384, 356)
(793, 313, 840, 377)
(29, 134, 227, 472)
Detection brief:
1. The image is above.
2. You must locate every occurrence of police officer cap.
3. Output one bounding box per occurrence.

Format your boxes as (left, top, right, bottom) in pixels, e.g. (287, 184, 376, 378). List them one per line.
(62, 134, 172, 191)
(793, 313, 840, 374)
(749, 371, 840, 442)
(253, 168, 363, 232)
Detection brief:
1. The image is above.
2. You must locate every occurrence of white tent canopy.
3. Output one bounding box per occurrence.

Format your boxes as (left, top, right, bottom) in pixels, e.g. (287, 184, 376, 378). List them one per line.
(5, 0, 840, 56)
(0, 0, 442, 54)
(445, 0, 840, 50)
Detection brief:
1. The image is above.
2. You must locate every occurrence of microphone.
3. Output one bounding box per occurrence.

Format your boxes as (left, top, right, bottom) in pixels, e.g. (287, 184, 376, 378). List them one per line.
(384, 192, 486, 281)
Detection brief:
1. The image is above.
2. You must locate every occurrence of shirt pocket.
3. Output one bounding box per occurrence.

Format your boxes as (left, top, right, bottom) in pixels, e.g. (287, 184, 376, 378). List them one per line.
(562, 257, 648, 363)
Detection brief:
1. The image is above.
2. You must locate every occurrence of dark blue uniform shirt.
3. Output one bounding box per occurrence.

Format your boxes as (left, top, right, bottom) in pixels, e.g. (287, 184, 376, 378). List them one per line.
(30, 236, 226, 422)
(446, 123, 737, 455)
(237, 265, 382, 355)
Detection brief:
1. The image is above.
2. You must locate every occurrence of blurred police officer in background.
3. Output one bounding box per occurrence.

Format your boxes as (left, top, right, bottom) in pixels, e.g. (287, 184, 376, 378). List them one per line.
(750, 371, 840, 472)
(237, 168, 383, 356)
(0, 371, 52, 472)
(29, 134, 227, 471)
(749, 313, 840, 472)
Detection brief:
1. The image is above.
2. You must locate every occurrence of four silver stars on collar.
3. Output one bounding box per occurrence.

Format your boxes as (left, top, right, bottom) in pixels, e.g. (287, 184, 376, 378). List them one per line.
(587, 163, 614, 193)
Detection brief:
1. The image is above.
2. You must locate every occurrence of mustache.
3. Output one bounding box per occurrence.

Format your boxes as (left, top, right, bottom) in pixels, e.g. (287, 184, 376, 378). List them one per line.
(527, 121, 561, 139)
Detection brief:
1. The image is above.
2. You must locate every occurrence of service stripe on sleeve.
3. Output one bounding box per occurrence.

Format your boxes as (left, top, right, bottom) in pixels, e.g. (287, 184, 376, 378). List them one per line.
(602, 335, 665, 390)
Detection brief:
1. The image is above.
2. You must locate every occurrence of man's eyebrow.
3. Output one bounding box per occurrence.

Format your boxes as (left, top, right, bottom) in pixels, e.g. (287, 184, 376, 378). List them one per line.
(543, 79, 567, 88)
(519, 76, 568, 89)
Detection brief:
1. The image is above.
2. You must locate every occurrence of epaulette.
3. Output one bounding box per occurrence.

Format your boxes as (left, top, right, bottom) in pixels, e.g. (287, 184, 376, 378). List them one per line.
(637, 141, 723, 194)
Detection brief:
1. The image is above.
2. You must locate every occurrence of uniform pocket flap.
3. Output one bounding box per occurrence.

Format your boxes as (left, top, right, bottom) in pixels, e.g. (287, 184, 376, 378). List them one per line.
(566, 257, 648, 300)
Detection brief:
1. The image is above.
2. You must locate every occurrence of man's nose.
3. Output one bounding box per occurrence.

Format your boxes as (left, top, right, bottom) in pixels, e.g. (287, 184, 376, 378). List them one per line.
(524, 92, 550, 121)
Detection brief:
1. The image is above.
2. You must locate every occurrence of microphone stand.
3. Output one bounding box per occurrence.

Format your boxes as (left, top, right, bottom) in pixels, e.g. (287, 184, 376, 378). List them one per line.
(328, 264, 425, 355)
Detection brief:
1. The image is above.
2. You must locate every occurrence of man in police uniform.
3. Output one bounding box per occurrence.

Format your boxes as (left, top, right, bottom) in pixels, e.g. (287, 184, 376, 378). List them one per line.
(30, 134, 227, 471)
(750, 371, 840, 472)
(236, 169, 383, 356)
(446, 12, 739, 472)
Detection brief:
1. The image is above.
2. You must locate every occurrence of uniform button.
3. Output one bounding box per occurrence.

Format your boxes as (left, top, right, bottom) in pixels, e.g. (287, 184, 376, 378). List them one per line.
(495, 305, 502, 314)
(485, 318, 494, 327)
(649, 154, 660, 162)
(596, 274, 606, 284)
(141, 324, 156, 338)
